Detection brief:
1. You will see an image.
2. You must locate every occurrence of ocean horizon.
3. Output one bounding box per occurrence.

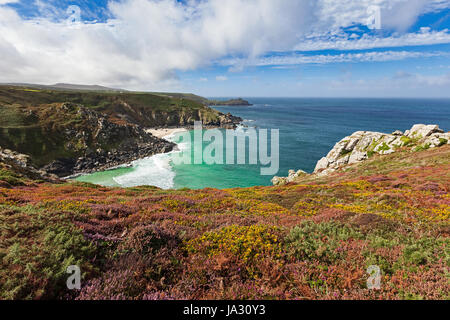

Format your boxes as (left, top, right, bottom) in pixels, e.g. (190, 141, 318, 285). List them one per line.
(75, 97, 450, 189)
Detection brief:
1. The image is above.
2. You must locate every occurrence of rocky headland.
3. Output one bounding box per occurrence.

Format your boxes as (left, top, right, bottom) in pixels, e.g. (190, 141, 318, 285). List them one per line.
(0, 86, 242, 178)
(272, 124, 450, 185)
(208, 98, 253, 106)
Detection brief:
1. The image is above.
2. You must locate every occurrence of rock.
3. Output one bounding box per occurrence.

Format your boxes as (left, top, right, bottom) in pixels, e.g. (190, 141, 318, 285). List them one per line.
(271, 176, 285, 186)
(287, 169, 307, 182)
(271, 169, 308, 186)
(314, 157, 329, 173)
(345, 138, 360, 152)
(272, 124, 448, 185)
(348, 150, 368, 164)
(0, 147, 59, 182)
(407, 124, 443, 139)
(310, 124, 447, 177)
(420, 132, 450, 148)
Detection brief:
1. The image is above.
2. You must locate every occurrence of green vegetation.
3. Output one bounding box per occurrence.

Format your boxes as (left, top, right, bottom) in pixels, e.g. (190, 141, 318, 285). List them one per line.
(0, 145, 448, 300)
(378, 142, 391, 152)
(0, 86, 228, 167)
(414, 143, 431, 152)
(439, 138, 448, 146)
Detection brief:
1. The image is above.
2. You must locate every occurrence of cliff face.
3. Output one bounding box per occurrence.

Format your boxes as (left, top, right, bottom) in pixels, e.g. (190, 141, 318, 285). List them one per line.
(0, 102, 175, 177)
(0, 86, 242, 177)
(273, 124, 449, 185)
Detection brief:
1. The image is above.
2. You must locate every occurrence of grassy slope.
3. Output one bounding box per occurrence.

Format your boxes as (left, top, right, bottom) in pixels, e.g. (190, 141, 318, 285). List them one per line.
(0, 86, 222, 167)
(0, 145, 448, 300)
(0, 86, 220, 126)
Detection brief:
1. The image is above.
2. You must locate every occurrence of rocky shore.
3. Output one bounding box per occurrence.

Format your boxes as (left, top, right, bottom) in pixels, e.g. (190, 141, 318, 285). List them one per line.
(43, 111, 242, 178)
(272, 124, 450, 185)
(35, 103, 177, 177)
(44, 138, 175, 178)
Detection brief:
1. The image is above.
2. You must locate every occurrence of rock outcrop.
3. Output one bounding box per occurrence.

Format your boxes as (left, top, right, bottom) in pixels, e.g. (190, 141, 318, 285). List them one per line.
(272, 124, 449, 185)
(313, 124, 449, 176)
(0, 86, 243, 178)
(271, 169, 307, 186)
(38, 103, 176, 177)
(0, 147, 59, 182)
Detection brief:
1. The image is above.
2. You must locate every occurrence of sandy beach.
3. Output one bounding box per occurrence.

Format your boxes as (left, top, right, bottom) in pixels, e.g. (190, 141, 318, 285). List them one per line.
(145, 128, 188, 139)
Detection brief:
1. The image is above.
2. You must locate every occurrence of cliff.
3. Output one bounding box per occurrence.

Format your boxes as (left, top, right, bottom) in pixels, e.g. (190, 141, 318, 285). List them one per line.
(272, 124, 450, 185)
(0, 86, 242, 176)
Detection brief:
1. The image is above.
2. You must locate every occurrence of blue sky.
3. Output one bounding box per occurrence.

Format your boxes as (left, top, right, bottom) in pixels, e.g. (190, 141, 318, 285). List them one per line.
(1, 0, 450, 97)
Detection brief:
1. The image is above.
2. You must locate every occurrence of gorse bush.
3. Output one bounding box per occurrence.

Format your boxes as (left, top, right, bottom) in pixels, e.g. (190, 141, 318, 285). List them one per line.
(0, 145, 449, 300)
(185, 225, 282, 263)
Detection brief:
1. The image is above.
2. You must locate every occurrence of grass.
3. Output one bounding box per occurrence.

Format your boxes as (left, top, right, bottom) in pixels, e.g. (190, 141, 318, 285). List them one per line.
(0, 145, 448, 300)
(0, 86, 225, 167)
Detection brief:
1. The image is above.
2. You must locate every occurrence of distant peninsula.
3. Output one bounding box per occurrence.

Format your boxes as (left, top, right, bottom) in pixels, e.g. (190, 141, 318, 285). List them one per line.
(208, 98, 252, 106)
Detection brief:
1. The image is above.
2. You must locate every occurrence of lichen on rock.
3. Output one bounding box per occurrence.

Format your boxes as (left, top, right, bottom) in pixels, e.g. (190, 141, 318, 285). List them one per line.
(273, 124, 449, 185)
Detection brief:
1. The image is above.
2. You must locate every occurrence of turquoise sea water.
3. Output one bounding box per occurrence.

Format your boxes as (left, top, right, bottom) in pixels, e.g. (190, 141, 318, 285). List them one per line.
(75, 98, 450, 189)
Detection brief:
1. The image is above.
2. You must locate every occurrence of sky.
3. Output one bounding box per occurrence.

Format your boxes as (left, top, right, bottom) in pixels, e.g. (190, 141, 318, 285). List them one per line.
(1, 0, 450, 97)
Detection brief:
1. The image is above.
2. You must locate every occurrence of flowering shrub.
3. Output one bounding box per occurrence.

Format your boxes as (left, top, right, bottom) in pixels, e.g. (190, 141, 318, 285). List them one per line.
(0, 145, 449, 299)
(185, 225, 282, 263)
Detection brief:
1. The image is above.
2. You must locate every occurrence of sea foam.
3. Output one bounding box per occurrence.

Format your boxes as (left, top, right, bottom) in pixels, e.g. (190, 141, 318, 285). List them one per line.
(113, 132, 189, 189)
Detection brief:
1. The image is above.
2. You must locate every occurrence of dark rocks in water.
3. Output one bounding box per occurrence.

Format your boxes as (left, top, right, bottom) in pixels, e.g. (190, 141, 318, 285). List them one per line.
(219, 113, 243, 129)
(37, 103, 177, 177)
(42, 159, 76, 177)
(43, 137, 175, 178)
(0, 87, 243, 178)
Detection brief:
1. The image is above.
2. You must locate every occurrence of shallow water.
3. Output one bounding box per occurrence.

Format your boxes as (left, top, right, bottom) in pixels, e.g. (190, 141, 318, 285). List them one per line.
(75, 98, 450, 189)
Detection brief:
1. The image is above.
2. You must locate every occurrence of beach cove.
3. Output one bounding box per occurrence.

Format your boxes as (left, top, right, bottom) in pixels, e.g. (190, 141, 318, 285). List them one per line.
(74, 98, 450, 190)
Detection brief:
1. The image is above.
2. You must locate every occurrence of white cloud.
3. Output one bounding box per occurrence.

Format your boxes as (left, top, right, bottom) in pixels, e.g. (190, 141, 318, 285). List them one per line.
(220, 51, 447, 67)
(315, 0, 450, 32)
(0, 0, 449, 89)
(295, 28, 450, 51)
(215, 76, 228, 81)
(0, 0, 19, 5)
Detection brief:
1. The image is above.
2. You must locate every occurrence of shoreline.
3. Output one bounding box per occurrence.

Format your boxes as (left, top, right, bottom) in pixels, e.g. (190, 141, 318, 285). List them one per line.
(145, 127, 188, 139)
(66, 127, 189, 181)
(65, 122, 243, 182)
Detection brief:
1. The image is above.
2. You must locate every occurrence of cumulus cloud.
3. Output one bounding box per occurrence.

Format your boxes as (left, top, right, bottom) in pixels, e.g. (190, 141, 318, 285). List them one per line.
(0, 0, 449, 88)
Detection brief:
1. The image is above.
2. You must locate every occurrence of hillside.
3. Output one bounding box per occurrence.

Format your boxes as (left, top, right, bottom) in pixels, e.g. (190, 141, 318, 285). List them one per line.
(0, 86, 241, 176)
(1, 83, 126, 92)
(0, 142, 448, 299)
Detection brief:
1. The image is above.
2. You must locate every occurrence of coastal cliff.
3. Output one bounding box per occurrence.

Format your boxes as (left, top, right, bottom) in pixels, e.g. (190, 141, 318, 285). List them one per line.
(272, 124, 450, 185)
(0, 86, 242, 177)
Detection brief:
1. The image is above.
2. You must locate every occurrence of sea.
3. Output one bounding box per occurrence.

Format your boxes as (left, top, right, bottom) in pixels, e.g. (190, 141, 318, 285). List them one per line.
(75, 98, 450, 189)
